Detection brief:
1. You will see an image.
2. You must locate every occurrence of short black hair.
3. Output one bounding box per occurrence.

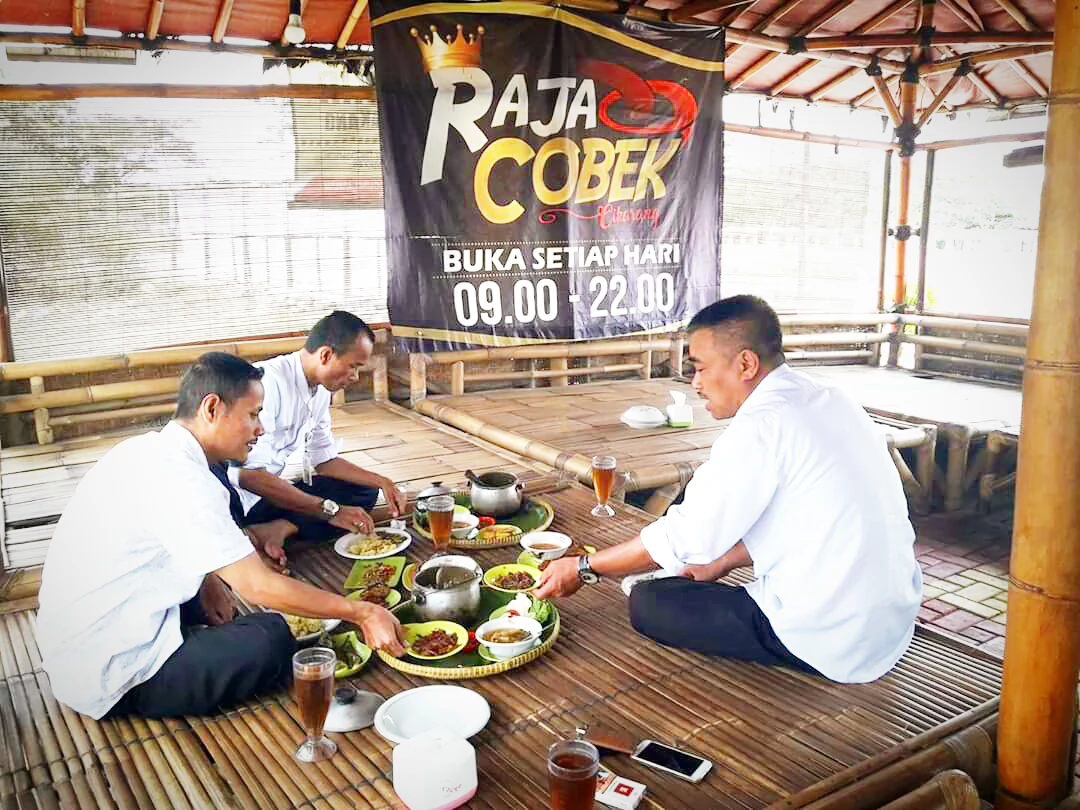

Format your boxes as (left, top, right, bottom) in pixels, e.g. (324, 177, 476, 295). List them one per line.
(304, 310, 375, 355)
(687, 295, 785, 367)
(175, 352, 264, 420)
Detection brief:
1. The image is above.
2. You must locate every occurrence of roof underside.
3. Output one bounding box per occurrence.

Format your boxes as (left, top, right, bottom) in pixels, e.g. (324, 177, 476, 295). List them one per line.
(0, 0, 1055, 115)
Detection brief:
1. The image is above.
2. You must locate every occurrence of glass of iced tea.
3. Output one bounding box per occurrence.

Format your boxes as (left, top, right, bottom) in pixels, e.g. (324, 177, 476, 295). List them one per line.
(547, 739, 599, 810)
(427, 494, 456, 554)
(292, 647, 337, 763)
(591, 456, 617, 517)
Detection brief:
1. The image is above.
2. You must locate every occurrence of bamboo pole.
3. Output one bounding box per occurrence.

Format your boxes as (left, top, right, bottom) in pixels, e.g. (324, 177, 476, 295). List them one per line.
(466, 363, 643, 383)
(72, 0, 85, 38)
(409, 354, 427, 406)
(810, 67, 863, 102)
(939, 0, 983, 32)
(785, 349, 875, 362)
(921, 45, 1055, 76)
(47, 402, 176, 427)
(781, 314, 899, 326)
(336, 0, 370, 49)
(669, 336, 685, 377)
(146, 0, 166, 40)
(372, 354, 389, 402)
(878, 769, 982, 810)
(804, 31, 1052, 50)
(1009, 59, 1049, 98)
(0, 378, 181, 415)
(893, 73, 918, 309)
(0, 84, 377, 101)
(899, 314, 1029, 338)
(918, 131, 1046, 150)
(722, 122, 892, 150)
(783, 331, 890, 346)
(919, 354, 1024, 374)
(29, 377, 53, 445)
(915, 149, 936, 371)
(917, 70, 968, 128)
(878, 150, 894, 314)
(991, 0, 1039, 33)
(549, 356, 569, 387)
(450, 361, 465, 396)
(900, 333, 1027, 359)
(997, 2, 1080, 805)
(722, 29, 907, 72)
(873, 74, 904, 129)
(640, 349, 653, 380)
(212, 0, 236, 43)
(426, 338, 672, 365)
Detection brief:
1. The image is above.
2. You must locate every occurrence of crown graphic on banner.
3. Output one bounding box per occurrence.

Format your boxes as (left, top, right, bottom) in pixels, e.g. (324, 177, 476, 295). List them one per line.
(409, 23, 484, 72)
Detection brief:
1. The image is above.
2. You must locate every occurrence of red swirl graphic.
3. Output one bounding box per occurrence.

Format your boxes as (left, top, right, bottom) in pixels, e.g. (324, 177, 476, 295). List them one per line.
(583, 60, 699, 141)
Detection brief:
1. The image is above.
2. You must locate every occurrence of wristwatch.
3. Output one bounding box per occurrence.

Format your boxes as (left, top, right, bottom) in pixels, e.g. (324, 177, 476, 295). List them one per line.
(320, 498, 340, 519)
(577, 554, 600, 585)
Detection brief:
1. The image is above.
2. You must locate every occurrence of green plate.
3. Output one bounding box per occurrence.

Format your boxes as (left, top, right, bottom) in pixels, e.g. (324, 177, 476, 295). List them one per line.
(401, 563, 417, 592)
(401, 621, 469, 660)
(413, 496, 554, 539)
(329, 631, 372, 678)
(343, 556, 406, 590)
(346, 587, 403, 609)
(391, 589, 558, 670)
(483, 563, 541, 593)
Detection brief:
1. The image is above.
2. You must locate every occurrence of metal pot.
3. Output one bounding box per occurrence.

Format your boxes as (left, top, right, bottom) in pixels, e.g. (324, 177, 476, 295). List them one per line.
(409, 555, 482, 625)
(468, 471, 524, 518)
(415, 481, 451, 515)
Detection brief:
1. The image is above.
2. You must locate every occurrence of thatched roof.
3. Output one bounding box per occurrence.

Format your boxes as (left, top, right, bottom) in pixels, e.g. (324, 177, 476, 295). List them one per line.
(0, 0, 1055, 116)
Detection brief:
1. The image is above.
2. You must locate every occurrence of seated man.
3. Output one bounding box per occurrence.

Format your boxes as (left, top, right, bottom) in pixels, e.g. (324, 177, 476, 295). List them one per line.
(535, 295, 922, 683)
(225, 311, 407, 569)
(36, 352, 405, 720)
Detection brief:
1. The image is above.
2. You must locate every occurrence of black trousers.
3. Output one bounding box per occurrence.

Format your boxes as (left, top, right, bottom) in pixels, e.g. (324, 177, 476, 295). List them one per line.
(107, 596, 295, 719)
(628, 577, 818, 674)
(208, 463, 379, 544)
(243, 475, 380, 543)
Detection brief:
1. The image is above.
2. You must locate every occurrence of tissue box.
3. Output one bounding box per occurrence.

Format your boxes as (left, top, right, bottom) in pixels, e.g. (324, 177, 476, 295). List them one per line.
(596, 767, 646, 809)
(666, 403, 694, 428)
(393, 731, 477, 809)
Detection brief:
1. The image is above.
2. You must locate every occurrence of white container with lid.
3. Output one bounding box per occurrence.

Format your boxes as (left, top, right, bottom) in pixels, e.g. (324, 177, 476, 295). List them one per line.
(392, 730, 477, 810)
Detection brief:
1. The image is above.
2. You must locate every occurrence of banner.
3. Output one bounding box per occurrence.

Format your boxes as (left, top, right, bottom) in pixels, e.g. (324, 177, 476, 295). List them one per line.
(372, 0, 724, 350)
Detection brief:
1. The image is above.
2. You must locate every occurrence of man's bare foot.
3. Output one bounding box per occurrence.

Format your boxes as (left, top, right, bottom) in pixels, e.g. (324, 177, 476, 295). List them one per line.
(245, 519, 297, 574)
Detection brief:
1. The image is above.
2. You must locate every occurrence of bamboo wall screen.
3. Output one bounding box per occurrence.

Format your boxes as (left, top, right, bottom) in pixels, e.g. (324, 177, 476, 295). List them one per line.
(923, 141, 1042, 321)
(0, 98, 387, 362)
(720, 132, 884, 314)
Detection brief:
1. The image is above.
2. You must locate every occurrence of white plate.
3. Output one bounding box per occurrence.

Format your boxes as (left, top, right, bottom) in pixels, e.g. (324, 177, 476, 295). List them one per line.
(334, 528, 412, 560)
(374, 685, 491, 745)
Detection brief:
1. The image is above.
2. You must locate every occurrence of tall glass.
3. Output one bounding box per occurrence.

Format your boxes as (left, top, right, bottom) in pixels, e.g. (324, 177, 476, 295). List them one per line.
(427, 494, 456, 554)
(292, 647, 337, 762)
(547, 739, 599, 810)
(591, 456, 617, 517)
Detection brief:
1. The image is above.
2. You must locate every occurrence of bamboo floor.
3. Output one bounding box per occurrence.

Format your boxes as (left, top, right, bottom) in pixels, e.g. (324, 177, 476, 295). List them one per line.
(0, 400, 548, 571)
(1, 484, 1003, 809)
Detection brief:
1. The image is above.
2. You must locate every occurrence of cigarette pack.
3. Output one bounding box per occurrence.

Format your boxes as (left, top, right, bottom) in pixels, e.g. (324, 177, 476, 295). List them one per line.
(595, 767, 646, 810)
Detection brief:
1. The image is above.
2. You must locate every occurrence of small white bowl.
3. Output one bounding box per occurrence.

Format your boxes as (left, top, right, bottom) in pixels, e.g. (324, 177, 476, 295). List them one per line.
(520, 531, 572, 562)
(474, 616, 542, 660)
(451, 512, 480, 539)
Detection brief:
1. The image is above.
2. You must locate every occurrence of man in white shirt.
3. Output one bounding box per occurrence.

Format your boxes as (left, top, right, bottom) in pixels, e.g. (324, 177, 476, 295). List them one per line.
(223, 311, 407, 570)
(535, 295, 922, 683)
(37, 352, 405, 720)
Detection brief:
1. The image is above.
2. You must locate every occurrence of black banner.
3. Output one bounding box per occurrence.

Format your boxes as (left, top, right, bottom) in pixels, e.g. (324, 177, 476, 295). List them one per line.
(372, 0, 724, 350)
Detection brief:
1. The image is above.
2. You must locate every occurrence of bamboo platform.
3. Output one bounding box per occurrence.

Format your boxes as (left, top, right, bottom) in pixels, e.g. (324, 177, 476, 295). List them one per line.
(1, 485, 1003, 809)
(416, 378, 938, 514)
(0, 400, 548, 572)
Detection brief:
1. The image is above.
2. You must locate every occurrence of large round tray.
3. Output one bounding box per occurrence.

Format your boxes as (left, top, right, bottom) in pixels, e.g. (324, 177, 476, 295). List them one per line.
(377, 589, 559, 679)
(412, 494, 555, 548)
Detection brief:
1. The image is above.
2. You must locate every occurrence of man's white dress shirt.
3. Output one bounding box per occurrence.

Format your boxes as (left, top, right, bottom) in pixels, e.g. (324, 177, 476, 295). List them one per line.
(639, 364, 922, 683)
(229, 351, 338, 514)
(36, 422, 254, 719)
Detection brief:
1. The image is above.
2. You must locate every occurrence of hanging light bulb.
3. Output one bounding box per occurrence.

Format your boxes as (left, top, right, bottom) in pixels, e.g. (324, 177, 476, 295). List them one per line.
(284, 0, 306, 44)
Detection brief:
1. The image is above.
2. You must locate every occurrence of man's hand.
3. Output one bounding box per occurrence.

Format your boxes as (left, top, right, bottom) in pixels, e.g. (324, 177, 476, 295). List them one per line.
(330, 505, 374, 535)
(533, 557, 583, 600)
(680, 560, 733, 582)
(351, 601, 406, 657)
(199, 575, 235, 626)
(381, 478, 408, 517)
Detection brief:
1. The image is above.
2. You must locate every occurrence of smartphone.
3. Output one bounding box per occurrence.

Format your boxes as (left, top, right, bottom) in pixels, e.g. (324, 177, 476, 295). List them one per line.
(630, 740, 713, 783)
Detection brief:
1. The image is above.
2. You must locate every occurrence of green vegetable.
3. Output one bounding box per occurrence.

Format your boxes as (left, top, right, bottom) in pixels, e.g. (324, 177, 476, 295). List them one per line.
(529, 597, 552, 625)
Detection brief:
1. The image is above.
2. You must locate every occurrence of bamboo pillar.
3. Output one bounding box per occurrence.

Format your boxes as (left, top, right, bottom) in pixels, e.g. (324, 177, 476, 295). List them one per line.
(639, 349, 653, 380)
(893, 63, 920, 310)
(669, 336, 685, 377)
(550, 357, 569, 387)
(409, 354, 427, 407)
(372, 355, 389, 402)
(914, 149, 936, 371)
(997, 4, 1080, 807)
(450, 361, 465, 396)
(29, 376, 53, 445)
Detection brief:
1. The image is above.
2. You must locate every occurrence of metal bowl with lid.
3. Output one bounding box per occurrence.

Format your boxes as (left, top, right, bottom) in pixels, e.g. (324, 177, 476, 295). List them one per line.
(415, 481, 452, 515)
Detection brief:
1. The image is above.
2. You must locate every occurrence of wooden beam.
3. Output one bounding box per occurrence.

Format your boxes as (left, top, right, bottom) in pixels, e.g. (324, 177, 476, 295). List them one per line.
(212, 0, 235, 43)
(768, 59, 820, 94)
(803, 31, 1052, 50)
(939, 0, 984, 32)
(996, 1, 1080, 806)
(918, 130, 1044, 150)
(668, 0, 758, 24)
(725, 0, 805, 58)
(1008, 58, 1049, 97)
(921, 44, 1054, 75)
(857, 0, 916, 33)
(0, 84, 378, 101)
(729, 0, 855, 90)
(873, 73, 904, 127)
(810, 66, 863, 101)
(949, 0, 984, 28)
(916, 68, 966, 127)
(851, 83, 882, 107)
(724, 121, 892, 149)
(336, 0, 370, 49)
(146, 0, 165, 40)
(725, 29, 907, 71)
(72, 0, 85, 38)
(991, 0, 1039, 32)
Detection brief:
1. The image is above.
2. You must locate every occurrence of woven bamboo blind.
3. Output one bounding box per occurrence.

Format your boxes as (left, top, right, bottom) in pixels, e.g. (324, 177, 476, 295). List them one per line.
(0, 97, 388, 362)
(720, 132, 884, 313)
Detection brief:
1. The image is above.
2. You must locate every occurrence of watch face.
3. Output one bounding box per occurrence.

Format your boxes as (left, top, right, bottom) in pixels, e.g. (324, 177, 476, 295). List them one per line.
(322, 499, 339, 516)
(581, 572, 599, 585)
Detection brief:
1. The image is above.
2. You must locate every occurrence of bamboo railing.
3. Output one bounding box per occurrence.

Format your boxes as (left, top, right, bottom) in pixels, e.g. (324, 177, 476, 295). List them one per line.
(0, 332, 391, 445)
